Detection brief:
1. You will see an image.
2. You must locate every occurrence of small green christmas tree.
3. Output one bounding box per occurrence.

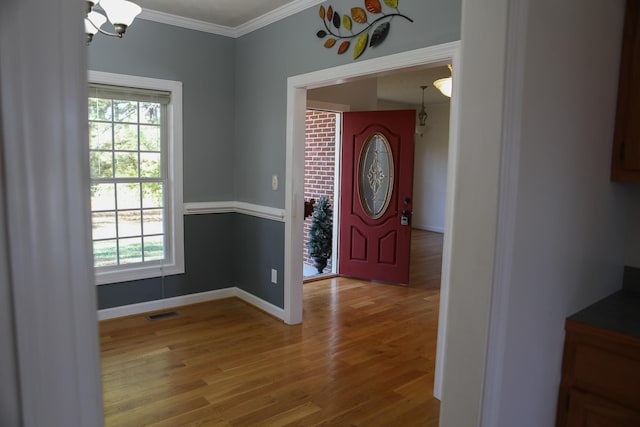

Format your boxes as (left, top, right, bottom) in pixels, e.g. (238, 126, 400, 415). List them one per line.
(307, 197, 333, 273)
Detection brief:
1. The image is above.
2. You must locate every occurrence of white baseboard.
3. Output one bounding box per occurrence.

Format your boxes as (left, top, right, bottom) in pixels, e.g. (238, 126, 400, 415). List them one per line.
(97, 287, 284, 321)
(235, 288, 286, 319)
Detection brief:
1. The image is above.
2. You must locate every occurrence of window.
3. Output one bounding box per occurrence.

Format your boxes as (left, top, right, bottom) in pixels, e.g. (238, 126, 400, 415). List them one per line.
(88, 71, 183, 285)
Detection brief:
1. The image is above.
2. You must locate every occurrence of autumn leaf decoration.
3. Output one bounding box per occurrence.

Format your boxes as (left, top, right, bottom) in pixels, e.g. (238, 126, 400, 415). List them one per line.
(316, 0, 413, 60)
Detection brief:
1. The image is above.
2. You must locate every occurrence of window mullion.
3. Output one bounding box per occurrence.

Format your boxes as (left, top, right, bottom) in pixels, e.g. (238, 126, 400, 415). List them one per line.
(88, 72, 182, 285)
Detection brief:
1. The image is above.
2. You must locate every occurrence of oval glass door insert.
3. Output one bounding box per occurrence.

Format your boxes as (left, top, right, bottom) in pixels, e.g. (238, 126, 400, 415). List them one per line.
(358, 133, 394, 218)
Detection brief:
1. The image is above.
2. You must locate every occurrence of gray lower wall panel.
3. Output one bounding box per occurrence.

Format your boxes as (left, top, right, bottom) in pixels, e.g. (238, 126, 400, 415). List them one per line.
(97, 213, 235, 309)
(233, 214, 285, 309)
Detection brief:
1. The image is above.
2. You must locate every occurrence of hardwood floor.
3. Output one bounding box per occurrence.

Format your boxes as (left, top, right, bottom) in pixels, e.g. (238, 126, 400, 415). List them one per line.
(100, 231, 443, 426)
(409, 229, 444, 290)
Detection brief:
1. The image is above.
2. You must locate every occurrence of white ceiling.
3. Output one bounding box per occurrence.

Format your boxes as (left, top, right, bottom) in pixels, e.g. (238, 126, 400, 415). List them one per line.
(377, 66, 452, 105)
(134, 0, 298, 27)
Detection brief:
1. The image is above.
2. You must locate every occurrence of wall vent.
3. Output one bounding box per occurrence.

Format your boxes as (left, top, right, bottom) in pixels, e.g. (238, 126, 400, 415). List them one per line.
(146, 311, 179, 320)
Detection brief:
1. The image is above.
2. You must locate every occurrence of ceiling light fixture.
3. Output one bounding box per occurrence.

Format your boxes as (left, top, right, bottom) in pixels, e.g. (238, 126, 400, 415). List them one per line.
(85, 0, 142, 44)
(433, 64, 453, 98)
(418, 85, 428, 126)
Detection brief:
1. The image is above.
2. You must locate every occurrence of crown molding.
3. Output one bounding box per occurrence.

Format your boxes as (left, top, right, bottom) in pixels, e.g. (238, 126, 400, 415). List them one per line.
(235, 0, 326, 37)
(139, 0, 325, 38)
(139, 9, 237, 37)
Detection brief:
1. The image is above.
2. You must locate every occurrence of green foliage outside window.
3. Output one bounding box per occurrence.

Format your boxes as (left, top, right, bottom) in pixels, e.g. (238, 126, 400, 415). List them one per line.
(89, 96, 166, 267)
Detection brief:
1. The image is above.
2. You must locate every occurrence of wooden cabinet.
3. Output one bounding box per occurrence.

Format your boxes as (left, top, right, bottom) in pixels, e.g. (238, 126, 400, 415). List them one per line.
(566, 389, 640, 427)
(556, 318, 640, 426)
(612, 0, 640, 181)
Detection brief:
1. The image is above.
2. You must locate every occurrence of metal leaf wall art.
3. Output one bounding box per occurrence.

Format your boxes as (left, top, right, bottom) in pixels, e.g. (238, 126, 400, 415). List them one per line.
(316, 0, 413, 60)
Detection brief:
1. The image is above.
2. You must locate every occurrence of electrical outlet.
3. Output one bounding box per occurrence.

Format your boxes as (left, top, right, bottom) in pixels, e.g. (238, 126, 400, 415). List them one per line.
(271, 269, 277, 284)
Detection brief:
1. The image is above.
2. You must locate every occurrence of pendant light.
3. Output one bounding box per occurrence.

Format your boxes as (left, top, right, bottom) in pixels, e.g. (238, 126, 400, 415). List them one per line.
(418, 85, 428, 126)
(85, 0, 142, 44)
(434, 64, 453, 98)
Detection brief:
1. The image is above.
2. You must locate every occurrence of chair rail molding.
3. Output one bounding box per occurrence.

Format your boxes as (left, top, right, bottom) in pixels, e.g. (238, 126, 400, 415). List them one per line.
(183, 201, 285, 222)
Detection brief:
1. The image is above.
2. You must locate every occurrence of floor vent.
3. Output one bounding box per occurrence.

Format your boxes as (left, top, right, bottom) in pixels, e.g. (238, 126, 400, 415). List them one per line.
(147, 311, 179, 320)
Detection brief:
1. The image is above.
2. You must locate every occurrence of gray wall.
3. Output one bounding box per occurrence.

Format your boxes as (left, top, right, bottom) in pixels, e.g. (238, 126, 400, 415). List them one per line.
(234, 0, 462, 208)
(413, 103, 449, 232)
(98, 214, 235, 309)
(230, 0, 461, 305)
(89, 0, 462, 309)
(89, 19, 236, 202)
(233, 215, 285, 307)
(89, 21, 241, 308)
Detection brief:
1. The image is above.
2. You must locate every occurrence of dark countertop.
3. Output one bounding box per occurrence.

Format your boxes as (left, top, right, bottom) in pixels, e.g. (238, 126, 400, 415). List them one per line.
(569, 289, 640, 339)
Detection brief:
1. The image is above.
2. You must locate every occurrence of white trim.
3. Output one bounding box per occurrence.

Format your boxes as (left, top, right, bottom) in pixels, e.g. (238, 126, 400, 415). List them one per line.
(331, 112, 342, 275)
(183, 201, 236, 215)
(480, 0, 528, 424)
(95, 263, 183, 286)
(88, 71, 185, 286)
(235, 201, 286, 221)
(285, 84, 308, 325)
(433, 47, 461, 401)
(235, 0, 325, 37)
(139, 0, 325, 38)
(97, 287, 285, 321)
(183, 201, 285, 222)
(285, 43, 461, 398)
(98, 288, 236, 320)
(289, 42, 459, 89)
(88, 71, 182, 93)
(235, 288, 287, 320)
(139, 9, 236, 37)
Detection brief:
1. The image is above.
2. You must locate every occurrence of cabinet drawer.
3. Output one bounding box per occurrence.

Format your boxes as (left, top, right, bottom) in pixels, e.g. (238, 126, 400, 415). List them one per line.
(573, 342, 640, 407)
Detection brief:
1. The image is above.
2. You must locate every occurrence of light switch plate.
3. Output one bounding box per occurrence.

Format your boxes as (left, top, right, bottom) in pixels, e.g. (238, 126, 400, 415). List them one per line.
(271, 174, 278, 191)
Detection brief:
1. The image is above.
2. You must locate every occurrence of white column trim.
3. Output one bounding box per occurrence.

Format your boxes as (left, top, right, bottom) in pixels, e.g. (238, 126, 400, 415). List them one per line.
(0, 0, 103, 425)
(433, 47, 461, 401)
(480, 0, 529, 424)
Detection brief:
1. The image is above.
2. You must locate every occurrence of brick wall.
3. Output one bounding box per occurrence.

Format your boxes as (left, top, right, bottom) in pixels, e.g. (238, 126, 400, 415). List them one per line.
(304, 110, 337, 271)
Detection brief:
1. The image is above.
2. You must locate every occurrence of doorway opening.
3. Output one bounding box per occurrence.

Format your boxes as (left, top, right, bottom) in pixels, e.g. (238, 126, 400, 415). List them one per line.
(302, 69, 451, 288)
(303, 109, 340, 279)
(284, 42, 460, 398)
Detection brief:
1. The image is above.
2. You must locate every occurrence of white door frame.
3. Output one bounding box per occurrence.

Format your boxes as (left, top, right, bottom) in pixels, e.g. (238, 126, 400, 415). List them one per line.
(284, 41, 461, 399)
(304, 103, 348, 277)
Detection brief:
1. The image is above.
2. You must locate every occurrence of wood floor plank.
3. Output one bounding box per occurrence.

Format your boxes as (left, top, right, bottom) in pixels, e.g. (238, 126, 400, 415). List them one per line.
(100, 230, 444, 426)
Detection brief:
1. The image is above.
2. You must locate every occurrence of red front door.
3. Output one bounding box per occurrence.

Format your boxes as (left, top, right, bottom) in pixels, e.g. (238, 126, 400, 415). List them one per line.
(338, 110, 415, 284)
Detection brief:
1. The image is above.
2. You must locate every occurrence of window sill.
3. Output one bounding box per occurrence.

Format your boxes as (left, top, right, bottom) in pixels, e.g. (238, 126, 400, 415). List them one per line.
(95, 262, 184, 285)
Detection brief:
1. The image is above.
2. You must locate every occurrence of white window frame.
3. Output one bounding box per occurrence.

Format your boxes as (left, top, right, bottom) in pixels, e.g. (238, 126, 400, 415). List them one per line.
(88, 71, 184, 285)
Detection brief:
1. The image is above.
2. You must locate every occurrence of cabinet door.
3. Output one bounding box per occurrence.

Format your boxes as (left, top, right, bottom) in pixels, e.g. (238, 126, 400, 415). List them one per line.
(612, 0, 640, 181)
(566, 389, 640, 427)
